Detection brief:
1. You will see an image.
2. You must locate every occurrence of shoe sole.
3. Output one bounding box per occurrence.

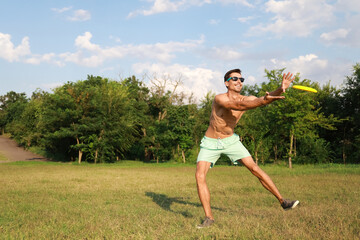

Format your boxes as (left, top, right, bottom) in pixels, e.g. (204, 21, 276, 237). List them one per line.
(284, 200, 300, 211)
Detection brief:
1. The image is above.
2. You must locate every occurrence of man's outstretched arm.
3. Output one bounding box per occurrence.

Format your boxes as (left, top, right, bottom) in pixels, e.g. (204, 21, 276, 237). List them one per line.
(216, 93, 284, 111)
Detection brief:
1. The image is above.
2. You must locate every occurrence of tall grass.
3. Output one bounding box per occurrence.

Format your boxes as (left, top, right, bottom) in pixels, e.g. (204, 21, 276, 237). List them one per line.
(0, 162, 359, 239)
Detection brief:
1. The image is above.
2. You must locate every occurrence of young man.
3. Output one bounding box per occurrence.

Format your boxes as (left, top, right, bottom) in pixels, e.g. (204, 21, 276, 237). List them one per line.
(195, 69, 299, 228)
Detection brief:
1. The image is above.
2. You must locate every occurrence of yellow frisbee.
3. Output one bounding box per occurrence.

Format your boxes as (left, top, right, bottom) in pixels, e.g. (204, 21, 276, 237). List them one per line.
(292, 85, 318, 93)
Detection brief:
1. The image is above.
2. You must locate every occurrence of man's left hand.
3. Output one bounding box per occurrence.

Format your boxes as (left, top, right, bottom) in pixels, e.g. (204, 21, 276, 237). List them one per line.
(281, 72, 296, 93)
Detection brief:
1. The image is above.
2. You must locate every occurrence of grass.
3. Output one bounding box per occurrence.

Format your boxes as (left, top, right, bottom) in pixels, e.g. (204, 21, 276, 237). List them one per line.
(0, 151, 8, 161)
(0, 162, 359, 239)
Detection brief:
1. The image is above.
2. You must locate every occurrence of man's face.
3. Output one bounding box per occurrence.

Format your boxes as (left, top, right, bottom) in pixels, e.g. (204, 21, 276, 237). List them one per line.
(225, 72, 243, 92)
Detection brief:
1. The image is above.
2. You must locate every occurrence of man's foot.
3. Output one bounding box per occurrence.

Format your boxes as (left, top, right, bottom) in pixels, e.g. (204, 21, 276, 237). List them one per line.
(196, 217, 215, 229)
(281, 199, 300, 210)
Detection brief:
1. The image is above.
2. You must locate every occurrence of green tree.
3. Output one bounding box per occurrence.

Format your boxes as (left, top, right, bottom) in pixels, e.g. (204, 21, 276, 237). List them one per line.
(263, 69, 340, 167)
(193, 92, 214, 148)
(167, 105, 195, 163)
(40, 76, 136, 163)
(0, 91, 29, 137)
(338, 63, 360, 163)
(121, 76, 152, 161)
(236, 107, 270, 165)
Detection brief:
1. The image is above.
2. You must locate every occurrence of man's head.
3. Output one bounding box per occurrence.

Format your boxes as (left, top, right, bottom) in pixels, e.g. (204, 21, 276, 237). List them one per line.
(224, 69, 241, 82)
(224, 69, 244, 91)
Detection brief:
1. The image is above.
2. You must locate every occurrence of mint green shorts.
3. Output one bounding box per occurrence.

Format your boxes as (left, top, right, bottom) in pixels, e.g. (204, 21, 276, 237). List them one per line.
(197, 134, 251, 168)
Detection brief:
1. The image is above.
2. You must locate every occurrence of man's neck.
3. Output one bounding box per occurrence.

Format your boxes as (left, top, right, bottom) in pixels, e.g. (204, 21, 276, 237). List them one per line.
(226, 90, 242, 99)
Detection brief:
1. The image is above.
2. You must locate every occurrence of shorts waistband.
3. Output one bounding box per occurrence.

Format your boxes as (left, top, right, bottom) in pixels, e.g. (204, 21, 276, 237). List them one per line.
(203, 134, 239, 144)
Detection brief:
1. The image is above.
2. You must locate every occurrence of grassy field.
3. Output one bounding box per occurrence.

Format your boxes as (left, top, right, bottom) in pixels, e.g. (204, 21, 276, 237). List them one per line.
(0, 152, 7, 161)
(0, 161, 359, 240)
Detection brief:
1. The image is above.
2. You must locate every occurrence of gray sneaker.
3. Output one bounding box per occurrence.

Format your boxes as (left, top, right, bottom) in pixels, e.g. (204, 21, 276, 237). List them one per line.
(196, 217, 215, 229)
(281, 199, 300, 210)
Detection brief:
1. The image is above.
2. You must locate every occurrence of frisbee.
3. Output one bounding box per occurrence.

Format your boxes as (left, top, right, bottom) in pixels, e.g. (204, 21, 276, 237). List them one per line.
(292, 85, 317, 93)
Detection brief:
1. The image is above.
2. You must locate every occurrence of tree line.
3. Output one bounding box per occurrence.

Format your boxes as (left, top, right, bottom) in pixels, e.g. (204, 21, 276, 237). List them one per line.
(0, 64, 359, 166)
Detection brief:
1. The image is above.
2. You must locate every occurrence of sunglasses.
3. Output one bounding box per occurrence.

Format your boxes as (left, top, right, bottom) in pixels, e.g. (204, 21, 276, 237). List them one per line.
(227, 77, 245, 82)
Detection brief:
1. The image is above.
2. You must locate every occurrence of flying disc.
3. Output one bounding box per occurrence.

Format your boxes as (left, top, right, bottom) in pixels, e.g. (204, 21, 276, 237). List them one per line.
(292, 85, 317, 93)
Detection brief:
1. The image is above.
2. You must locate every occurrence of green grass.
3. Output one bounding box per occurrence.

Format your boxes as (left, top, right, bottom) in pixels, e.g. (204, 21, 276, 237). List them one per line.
(0, 162, 359, 239)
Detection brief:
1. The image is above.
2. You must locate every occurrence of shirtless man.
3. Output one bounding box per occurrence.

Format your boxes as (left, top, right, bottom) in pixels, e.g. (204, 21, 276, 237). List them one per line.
(195, 68, 299, 228)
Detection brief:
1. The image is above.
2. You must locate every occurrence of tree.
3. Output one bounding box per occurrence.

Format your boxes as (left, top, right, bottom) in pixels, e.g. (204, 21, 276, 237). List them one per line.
(39, 76, 136, 163)
(0, 91, 28, 135)
(121, 76, 152, 161)
(236, 107, 270, 165)
(167, 105, 195, 163)
(338, 63, 360, 163)
(263, 69, 340, 167)
(146, 73, 196, 163)
(193, 92, 214, 149)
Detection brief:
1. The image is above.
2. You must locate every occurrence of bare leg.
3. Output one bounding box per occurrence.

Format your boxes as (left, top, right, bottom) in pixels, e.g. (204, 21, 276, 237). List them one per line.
(195, 161, 214, 220)
(240, 156, 284, 204)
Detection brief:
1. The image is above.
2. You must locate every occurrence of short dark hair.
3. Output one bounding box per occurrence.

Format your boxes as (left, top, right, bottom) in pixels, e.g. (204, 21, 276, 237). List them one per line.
(224, 69, 241, 82)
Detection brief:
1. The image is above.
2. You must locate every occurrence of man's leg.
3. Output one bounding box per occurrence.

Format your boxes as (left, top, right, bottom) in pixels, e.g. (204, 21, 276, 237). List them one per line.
(240, 156, 283, 203)
(195, 161, 214, 220)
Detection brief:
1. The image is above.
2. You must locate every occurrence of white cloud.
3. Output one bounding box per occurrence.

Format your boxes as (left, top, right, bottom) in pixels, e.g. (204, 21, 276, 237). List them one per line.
(127, 0, 253, 17)
(209, 19, 220, 25)
(0, 31, 205, 68)
(343, 14, 360, 47)
(203, 46, 244, 61)
(128, 0, 197, 17)
(215, 0, 253, 7)
(51, 6, 72, 13)
(320, 28, 350, 42)
(0, 33, 31, 62)
(75, 32, 101, 51)
(335, 0, 360, 12)
(270, 54, 328, 76)
(109, 35, 122, 43)
(264, 54, 351, 86)
(132, 62, 224, 102)
(52, 7, 91, 22)
(324, 3, 360, 47)
(25, 53, 64, 67)
(247, 75, 256, 84)
(0, 32, 65, 66)
(67, 9, 91, 22)
(60, 32, 205, 67)
(40, 82, 63, 90)
(249, 0, 334, 37)
(237, 16, 255, 23)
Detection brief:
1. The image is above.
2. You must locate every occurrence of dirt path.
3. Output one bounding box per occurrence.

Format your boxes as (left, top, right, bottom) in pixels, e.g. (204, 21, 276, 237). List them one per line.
(0, 135, 49, 163)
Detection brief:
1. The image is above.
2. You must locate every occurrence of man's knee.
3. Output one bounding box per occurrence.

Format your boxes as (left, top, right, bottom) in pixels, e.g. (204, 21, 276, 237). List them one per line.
(195, 161, 210, 181)
(249, 164, 262, 175)
(195, 170, 206, 182)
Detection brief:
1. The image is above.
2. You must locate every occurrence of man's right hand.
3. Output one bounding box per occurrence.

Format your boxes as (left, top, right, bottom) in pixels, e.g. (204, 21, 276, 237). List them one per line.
(264, 91, 285, 103)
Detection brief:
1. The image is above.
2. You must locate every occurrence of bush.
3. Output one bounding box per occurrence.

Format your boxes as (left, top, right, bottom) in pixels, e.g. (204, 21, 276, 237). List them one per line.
(295, 137, 332, 164)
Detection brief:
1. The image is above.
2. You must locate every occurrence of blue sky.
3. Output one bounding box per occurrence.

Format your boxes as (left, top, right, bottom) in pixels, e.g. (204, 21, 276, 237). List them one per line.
(1, 0, 359, 102)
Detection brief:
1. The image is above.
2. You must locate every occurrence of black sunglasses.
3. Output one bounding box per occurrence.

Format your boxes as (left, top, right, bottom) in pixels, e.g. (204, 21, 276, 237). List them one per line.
(227, 77, 245, 82)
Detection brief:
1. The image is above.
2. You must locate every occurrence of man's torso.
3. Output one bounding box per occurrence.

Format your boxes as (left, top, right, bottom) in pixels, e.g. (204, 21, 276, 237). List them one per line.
(205, 93, 246, 139)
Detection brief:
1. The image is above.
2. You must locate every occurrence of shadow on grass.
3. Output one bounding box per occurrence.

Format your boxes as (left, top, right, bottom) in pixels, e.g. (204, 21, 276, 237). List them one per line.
(145, 192, 224, 218)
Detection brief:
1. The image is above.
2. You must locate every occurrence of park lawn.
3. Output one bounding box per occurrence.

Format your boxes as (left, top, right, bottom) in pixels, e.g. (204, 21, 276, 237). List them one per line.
(0, 161, 359, 239)
(0, 151, 7, 161)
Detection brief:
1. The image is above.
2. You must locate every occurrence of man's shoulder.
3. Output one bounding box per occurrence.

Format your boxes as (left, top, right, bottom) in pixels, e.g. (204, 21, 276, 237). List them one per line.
(215, 93, 227, 99)
(214, 93, 228, 104)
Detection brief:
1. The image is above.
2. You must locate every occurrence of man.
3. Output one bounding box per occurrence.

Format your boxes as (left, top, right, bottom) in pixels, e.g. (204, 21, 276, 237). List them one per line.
(195, 68, 299, 228)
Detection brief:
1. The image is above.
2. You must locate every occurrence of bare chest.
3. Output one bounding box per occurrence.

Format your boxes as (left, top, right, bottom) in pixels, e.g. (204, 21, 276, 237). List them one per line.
(212, 108, 244, 125)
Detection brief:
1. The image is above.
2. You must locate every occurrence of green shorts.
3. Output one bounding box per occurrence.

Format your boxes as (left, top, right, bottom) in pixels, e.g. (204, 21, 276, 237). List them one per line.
(197, 134, 251, 168)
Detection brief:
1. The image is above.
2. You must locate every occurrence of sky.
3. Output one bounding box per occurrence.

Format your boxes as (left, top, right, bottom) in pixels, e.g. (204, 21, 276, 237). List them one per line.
(1, 0, 359, 102)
